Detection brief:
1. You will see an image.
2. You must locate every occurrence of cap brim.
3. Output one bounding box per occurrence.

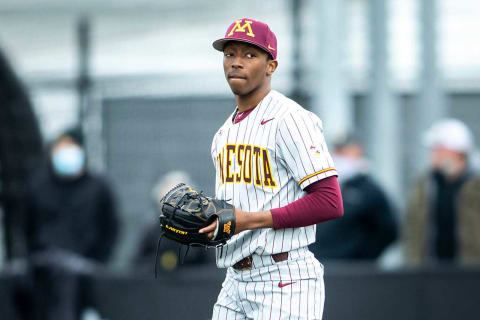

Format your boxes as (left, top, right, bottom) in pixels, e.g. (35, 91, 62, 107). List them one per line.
(212, 38, 273, 59)
(212, 38, 230, 51)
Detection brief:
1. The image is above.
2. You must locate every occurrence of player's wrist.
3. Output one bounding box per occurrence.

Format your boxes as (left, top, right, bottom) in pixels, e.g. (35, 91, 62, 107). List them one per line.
(234, 208, 246, 234)
(234, 208, 273, 234)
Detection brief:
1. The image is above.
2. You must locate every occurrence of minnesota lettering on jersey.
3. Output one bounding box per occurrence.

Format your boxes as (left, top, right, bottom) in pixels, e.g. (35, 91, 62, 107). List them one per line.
(216, 143, 277, 187)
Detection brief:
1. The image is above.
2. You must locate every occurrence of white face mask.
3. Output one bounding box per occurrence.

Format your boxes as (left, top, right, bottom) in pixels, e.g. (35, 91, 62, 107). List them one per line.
(51, 145, 85, 177)
(333, 154, 367, 183)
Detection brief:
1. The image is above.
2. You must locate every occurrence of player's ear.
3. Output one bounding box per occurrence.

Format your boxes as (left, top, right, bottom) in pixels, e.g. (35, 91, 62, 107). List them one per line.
(266, 59, 278, 77)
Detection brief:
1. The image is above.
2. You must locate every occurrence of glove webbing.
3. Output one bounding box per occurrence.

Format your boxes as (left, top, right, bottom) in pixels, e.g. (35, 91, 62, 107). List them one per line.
(154, 204, 194, 278)
(155, 201, 180, 279)
(154, 233, 164, 279)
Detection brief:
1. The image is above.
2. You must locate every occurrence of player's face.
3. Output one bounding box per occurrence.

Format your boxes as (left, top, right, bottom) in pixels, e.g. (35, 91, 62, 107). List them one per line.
(223, 42, 277, 97)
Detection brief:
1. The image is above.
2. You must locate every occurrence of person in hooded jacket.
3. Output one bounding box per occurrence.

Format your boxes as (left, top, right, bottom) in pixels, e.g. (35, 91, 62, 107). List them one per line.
(310, 134, 398, 261)
(19, 127, 118, 320)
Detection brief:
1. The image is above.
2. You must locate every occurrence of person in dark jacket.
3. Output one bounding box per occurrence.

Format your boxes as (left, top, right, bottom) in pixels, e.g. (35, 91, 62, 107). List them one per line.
(20, 127, 118, 320)
(310, 134, 398, 260)
(405, 118, 480, 266)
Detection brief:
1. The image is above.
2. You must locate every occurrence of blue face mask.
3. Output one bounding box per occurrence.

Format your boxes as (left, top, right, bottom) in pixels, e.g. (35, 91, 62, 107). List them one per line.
(52, 145, 85, 177)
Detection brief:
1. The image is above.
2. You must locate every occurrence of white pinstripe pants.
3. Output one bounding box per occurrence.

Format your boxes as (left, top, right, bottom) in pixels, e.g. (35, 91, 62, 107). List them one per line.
(212, 271, 325, 319)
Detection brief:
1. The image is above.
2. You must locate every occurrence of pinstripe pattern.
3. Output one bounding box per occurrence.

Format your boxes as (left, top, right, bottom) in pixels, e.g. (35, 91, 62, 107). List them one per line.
(211, 90, 333, 319)
(211, 90, 336, 268)
(213, 268, 325, 319)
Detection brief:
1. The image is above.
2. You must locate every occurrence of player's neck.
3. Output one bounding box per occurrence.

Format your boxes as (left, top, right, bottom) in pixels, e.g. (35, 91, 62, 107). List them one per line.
(235, 84, 271, 113)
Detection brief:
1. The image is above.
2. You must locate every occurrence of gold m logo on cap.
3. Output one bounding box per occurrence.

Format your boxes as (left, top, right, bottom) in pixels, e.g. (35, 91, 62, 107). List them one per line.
(228, 20, 255, 38)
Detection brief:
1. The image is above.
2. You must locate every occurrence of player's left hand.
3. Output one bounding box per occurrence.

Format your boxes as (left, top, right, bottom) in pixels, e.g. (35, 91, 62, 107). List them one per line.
(159, 183, 236, 247)
(199, 219, 218, 239)
(199, 208, 248, 238)
(199, 208, 242, 238)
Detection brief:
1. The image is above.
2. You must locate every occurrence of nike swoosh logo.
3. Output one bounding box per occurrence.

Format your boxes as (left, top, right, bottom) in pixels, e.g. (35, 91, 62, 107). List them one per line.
(261, 118, 274, 125)
(268, 44, 276, 51)
(278, 281, 296, 288)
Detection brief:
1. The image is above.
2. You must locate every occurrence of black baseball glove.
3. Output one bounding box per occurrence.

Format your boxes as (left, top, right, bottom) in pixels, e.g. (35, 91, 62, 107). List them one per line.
(158, 183, 236, 247)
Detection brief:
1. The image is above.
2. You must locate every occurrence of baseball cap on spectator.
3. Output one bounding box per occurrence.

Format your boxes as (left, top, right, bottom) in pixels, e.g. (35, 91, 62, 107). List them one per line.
(423, 118, 474, 153)
(213, 18, 277, 60)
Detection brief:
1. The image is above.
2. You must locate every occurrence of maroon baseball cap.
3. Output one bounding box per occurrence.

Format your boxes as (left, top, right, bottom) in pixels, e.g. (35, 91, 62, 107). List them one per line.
(212, 18, 277, 60)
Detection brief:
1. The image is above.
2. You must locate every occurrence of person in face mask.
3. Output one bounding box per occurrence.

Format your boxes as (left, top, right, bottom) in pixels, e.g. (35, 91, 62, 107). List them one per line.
(51, 136, 85, 179)
(405, 118, 480, 266)
(18, 127, 119, 320)
(50, 136, 85, 179)
(309, 134, 398, 261)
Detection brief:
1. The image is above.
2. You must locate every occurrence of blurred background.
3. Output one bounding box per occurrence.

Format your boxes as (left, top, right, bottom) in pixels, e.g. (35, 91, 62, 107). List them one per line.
(0, 0, 479, 319)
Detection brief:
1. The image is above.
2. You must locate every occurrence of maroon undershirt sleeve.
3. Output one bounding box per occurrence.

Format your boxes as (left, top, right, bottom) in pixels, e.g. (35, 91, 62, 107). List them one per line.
(270, 175, 343, 230)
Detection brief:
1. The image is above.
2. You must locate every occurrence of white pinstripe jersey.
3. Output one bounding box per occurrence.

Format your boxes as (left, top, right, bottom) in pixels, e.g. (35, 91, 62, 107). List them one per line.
(211, 90, 337, 269)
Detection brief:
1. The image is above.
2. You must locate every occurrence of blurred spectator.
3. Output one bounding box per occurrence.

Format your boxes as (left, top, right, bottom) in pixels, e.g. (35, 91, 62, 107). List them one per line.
(133, 171, 211, 275)
(310, 134, 398, 261)
(405, 118, 480, 266)
(0, 47, 43, 260)
(17, 127, 118, 320)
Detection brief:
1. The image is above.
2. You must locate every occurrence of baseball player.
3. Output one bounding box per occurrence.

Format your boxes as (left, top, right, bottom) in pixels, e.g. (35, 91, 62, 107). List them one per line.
(199, 18, 343, 319)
